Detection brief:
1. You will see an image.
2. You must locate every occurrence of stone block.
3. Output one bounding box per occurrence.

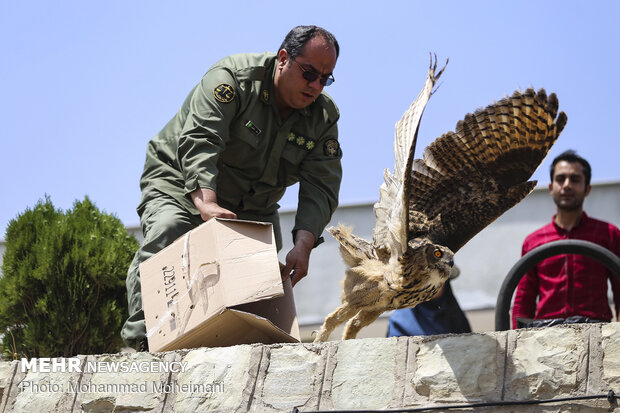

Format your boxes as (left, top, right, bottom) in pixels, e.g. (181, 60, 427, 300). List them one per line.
(73, 352, 176, 412)
(601, 322, 620, 389)
(0, 361, 17, 410)
(505, 325, 588, 400)
(251, 343, 327, 412)
(10, 355, 86, 412)
(404, 332, 504, 405)
(326, 337, 402, 410)
(1, 360, 26, 412)
(167, 345, 262, 413)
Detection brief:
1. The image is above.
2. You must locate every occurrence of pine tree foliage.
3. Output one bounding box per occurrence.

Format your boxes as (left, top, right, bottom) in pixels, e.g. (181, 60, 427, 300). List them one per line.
(0, 196, 138, 358)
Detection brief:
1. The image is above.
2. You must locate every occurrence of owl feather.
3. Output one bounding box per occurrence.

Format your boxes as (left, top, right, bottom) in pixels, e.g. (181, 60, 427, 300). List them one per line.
(314, 55, 567, 342)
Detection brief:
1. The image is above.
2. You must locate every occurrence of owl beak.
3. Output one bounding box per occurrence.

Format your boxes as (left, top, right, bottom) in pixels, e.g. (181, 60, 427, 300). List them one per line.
(449, 264, 460, 280)
(448, 259, 454, 267)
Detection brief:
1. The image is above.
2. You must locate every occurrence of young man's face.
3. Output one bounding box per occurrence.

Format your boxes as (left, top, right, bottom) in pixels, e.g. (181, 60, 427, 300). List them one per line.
(549, 160, 591, 211)
(274, 35, 337, 113)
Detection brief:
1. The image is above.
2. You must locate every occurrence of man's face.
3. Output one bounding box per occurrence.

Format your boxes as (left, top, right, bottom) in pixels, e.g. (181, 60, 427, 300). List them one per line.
(274, 35, 337, 113)
(549, 160, 591, 211)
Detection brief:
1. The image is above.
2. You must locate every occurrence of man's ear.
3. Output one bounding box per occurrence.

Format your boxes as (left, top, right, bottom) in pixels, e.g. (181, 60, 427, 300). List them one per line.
(277, 49, 289, 68)
(548, 182, 553, 192)
(584, 184, 592, 197)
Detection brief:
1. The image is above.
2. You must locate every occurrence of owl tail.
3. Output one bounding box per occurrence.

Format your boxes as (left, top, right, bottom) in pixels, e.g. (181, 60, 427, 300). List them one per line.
(327, 224, 375, 268)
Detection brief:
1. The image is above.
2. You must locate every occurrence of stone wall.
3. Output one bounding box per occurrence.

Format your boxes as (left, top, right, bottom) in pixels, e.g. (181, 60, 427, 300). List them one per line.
(1, 323, 619, 412)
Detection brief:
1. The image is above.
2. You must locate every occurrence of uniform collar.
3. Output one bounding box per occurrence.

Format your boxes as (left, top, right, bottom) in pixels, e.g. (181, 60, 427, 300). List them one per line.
(260, 56, 276, 106)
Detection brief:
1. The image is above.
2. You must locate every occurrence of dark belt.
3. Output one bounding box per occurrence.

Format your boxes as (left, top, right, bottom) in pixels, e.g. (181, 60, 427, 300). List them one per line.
(516, 315, 608, 329)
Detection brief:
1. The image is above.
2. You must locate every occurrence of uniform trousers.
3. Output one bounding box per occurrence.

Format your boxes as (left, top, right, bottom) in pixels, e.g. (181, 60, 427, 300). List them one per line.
(121, 192, 282, 346)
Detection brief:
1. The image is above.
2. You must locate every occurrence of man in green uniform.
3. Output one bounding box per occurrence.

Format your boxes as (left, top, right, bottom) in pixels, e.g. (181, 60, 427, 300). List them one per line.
(122, 26, 342, 350)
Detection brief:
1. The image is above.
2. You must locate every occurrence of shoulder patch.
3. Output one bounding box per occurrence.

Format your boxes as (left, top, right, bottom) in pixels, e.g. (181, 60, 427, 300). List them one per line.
(213, 83, 235, 103)
(324, 139, 341, 158)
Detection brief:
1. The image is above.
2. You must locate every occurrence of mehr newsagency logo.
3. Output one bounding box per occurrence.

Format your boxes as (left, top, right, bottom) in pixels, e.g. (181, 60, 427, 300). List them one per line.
(18, 358, 225, 395)
(20, 357, 187, 373)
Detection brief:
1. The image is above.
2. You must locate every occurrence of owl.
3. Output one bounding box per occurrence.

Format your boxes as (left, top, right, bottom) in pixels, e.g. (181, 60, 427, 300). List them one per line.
(314, 56, 567, 342)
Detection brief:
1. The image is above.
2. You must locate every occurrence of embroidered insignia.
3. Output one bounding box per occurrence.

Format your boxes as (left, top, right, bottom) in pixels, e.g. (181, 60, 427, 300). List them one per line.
(287, 132, 316, 151)
(324, 139, 340, 157)
(262, 89, 269, 102)
(213, 83, 235, 103)
(245, 120, 262, 135)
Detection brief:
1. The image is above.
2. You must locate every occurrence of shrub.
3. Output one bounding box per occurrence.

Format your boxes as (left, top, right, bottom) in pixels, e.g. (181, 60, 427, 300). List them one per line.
(0, 196, 138, 358)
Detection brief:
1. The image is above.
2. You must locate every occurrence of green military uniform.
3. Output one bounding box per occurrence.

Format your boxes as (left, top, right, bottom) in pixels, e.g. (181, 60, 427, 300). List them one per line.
(122, 52, 342, 345)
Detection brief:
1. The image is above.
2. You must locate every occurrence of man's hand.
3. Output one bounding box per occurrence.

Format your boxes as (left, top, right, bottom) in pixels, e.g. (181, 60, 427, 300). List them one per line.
(281, 229, 315, 287)
(190, 188, 237, 221)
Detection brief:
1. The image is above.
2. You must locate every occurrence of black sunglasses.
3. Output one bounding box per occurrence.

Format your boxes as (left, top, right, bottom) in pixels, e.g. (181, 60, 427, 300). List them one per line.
(291, 59, 335, 87)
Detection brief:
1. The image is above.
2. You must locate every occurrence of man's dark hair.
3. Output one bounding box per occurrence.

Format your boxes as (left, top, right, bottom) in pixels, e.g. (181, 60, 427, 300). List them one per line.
(550, 150, 592, 186)
(279, 25, 339, 60)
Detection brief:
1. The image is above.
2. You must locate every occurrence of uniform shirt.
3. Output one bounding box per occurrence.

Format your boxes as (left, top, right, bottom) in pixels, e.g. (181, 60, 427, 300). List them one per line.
(139, 52, 342, 241)
(512, 212, 620, 328)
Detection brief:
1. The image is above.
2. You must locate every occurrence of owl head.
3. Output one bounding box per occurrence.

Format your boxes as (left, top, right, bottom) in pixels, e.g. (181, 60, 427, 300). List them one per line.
(404, 238, 455, 279)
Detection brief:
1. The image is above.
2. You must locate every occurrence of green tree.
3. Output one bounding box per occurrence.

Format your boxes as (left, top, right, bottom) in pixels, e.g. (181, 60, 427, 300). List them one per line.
(0, 196, 138, 358)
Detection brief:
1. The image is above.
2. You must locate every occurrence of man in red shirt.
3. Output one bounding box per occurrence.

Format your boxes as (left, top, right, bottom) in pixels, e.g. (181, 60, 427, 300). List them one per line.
(512, 150, 620, 328)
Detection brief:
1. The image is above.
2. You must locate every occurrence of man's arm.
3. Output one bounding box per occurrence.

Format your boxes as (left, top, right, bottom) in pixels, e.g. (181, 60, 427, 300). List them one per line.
(178, 69, 239, 205)
(511, 242, 540, 328)
(281, 229, 315, 287)
(609, 269, 620, 322)
(286, 99, 341, 286)
(608, 224, 620, 321)
(293, 120, 342, 243)
(511, 274, 539, 328)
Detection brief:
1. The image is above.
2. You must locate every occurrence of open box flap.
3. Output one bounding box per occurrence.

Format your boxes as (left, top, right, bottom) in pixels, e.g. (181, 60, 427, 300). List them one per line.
(158, 307, 299, 351)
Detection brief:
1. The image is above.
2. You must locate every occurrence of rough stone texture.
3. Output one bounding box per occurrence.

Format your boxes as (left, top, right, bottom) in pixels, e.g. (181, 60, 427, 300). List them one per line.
(601, 323, 620, 389)
(168, 345, 262, 413)
(506, 324, 588, 401)
(586, 322, 605, 395)
(0, 323, 618, 412)
(10, 355, 87, 412)
(0, 360, 16, 411)
(406, 332, 504, 404)
(74, 352, 173, 412)
(251, 344, 325, 412)
(328, 337, 400, 410)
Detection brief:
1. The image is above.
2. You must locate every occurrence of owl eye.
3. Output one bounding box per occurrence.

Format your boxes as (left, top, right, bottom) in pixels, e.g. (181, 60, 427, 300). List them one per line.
(433, 249, 443, 258)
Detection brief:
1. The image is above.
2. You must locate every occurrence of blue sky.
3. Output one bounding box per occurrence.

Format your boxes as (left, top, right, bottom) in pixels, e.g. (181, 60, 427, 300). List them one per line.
(1, 1, 619, 237)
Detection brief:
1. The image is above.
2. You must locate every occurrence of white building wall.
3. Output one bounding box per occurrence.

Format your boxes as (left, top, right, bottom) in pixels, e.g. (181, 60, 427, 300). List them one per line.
(1, 182, 619, 327)
(278, 181, 620, 325)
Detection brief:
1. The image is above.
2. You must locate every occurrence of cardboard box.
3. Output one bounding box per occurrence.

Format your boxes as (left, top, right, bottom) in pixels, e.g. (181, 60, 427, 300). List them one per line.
(140, 218, 300, 352)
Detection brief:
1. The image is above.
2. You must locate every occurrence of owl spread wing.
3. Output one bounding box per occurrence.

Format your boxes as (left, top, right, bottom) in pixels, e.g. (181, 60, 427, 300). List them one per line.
(372, 55, 447, 258)
(408, 88, 567, 253)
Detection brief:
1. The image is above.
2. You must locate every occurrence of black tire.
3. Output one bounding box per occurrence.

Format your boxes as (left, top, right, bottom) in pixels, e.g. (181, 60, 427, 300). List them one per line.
(495, 239, 620, 331)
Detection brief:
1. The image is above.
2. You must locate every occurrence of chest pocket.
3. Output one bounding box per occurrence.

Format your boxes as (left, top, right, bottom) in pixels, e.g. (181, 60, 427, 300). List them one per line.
(230, 121, 261, 148)
(220, 121, 262, 169)
(279, 142, 309, 186)
(281, 142, 308, 164)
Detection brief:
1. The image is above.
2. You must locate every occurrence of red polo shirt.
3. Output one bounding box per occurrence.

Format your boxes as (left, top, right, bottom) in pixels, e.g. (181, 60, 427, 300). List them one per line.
(512, 212, 620, 328)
